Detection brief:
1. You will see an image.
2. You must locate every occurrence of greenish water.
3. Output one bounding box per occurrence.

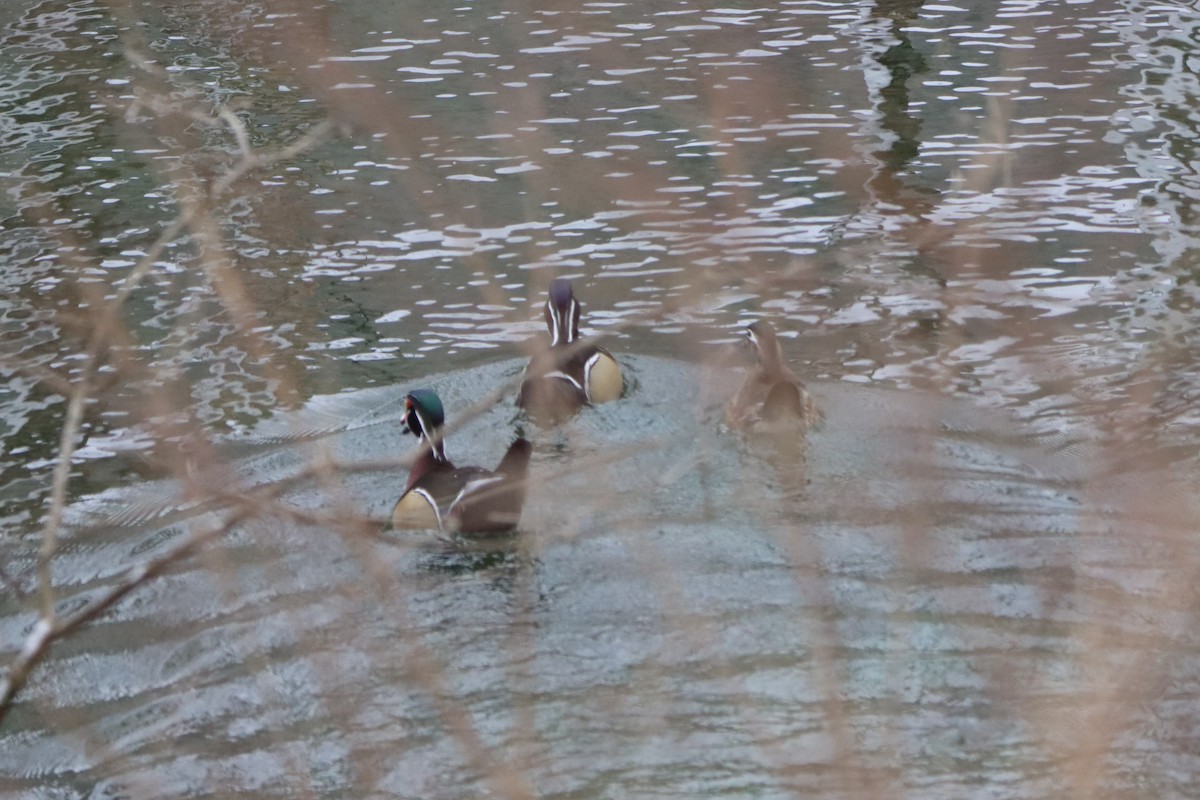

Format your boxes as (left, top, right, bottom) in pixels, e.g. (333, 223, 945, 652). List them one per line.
(2, 0, 1200, 796)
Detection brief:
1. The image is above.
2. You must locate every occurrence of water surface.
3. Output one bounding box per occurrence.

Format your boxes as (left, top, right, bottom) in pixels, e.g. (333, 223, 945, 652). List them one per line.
(2, 0, 1200, 796)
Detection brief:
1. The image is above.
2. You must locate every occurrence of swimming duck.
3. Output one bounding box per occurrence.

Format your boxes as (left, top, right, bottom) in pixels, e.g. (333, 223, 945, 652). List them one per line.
(516, 278, 623, 424)
(391, 389, 531, 534)
(725, 320, 820, 430)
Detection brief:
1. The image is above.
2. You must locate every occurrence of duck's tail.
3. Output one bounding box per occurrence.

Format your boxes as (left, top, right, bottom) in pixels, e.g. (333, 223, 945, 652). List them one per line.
(495, 437, 532, 478)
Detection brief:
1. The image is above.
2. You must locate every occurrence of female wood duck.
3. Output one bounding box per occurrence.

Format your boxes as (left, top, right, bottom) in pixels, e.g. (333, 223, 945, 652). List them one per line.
(517, 278, 623, 424)
(391, 389, 532, 534)
(725, 320, 820, 430)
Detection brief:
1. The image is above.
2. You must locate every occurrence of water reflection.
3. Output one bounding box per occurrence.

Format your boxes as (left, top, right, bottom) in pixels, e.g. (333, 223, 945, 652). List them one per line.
(3, 0, 1200, 795)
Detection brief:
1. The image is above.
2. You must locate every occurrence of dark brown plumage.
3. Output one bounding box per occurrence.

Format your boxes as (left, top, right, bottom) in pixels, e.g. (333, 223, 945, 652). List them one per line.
(517, 279, 623, 425)
(392, 390, 530, 535)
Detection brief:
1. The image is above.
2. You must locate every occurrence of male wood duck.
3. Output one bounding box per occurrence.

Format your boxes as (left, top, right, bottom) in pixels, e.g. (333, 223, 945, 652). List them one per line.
(725, 320, 820, 430)
(516, 278, 623, 424)
(391, 389, 532, 534)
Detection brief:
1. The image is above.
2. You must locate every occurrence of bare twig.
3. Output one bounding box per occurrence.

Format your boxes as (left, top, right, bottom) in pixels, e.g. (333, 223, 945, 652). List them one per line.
(0, 45, 343, 718)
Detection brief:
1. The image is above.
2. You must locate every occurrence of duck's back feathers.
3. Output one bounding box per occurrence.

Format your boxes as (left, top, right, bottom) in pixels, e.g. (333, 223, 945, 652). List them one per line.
(493, 437, 532, 478)
(726, 321, 819, 431)
(519, 280, 623, 424)
(393, 437, 531, 535)
(517, 355, 587, 424)
(762, 381, 805, 423)
(518, 344, 624, 419)
(449, 438, 531, 534)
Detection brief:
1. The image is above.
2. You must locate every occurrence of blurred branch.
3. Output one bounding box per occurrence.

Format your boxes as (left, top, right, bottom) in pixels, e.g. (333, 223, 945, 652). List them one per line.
(0, 41, 344, 718)
(0, 446, 406, 723)
(34, 374, 91, 625)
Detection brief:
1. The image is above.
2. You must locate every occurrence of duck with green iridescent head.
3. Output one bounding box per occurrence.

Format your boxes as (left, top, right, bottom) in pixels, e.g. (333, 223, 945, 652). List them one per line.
(725, 320, 820, 431)
(516, 279, 624, 425)
(391, 389, 531, 534)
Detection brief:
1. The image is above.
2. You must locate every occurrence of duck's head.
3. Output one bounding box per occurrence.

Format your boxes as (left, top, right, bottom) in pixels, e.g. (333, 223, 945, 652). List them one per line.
(544, 278, 581, 346)
(745, 320, 785, 372)
(401, 389, 445, 441)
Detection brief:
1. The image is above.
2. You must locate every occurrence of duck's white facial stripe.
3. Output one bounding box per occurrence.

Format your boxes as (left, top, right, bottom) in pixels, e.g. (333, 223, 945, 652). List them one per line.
(547, 296, 579, 346)
(567, 299, 579, 343)
(547, 298, 561, 346)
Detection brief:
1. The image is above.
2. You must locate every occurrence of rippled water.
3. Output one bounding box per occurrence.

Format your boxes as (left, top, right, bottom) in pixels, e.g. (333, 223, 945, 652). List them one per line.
(9, 357, 1197, 798)
(3, 0, 1200, 796)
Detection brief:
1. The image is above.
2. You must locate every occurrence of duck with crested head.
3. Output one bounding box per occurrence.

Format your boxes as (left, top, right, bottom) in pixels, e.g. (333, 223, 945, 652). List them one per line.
(391, 389, 531, 534)
(516, 278, 623, 424)
(725, 320, 820, 431)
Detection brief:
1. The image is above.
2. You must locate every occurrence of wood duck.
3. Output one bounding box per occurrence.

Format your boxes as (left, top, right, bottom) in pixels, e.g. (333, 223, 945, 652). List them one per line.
(391, 389, 532, 534)
(725, 320, 820, 430)
(517, 279, 623, 424)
